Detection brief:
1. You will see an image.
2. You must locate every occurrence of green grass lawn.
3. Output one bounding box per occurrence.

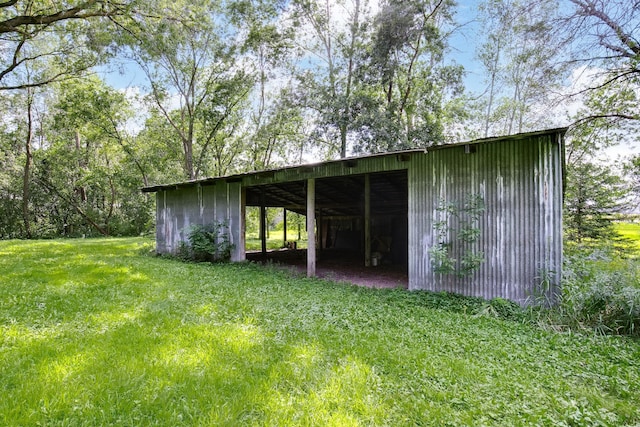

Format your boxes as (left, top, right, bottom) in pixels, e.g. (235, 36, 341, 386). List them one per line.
(615, 222, 640, 253)
(1, 238, 639, 426)
(245, 229, 308, 251)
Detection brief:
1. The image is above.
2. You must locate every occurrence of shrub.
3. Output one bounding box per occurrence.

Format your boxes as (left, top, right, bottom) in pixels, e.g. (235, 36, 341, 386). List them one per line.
(558, 248, 640, 336)
(181, 221, 234, 262)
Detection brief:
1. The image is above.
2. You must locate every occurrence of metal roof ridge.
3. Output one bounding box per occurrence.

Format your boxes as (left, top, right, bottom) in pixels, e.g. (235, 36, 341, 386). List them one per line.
(142, 148, 426, 192)
(141, 127, 567, 193)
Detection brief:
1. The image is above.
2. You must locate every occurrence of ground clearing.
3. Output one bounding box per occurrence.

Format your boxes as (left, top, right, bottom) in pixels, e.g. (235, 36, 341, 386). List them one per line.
(0, 238, 638, 426)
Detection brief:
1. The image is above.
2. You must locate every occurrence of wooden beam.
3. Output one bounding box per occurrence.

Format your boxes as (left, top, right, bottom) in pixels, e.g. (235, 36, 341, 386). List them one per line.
(307, 178, 316, 277)
(365, 174, 371, 267)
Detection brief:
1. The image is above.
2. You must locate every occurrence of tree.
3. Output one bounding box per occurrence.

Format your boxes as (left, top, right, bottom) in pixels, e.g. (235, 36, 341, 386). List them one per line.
(565, 160, 628, 243)
(561, 0, 640, 131)
(291, 0, 371, 158)
(0, 0, 141, 91)
(364, 0, 464, 150)
(32, 77, 153, 237)
(242, 88, 307, 170)
(292, 0, 463, 156)
(0, 90, 31, 238)
(123, 0, 254, 180)
(474, 0, 566, 137)
(21, 85, 34, 237)
(228, 0, 302, 170)
(624, 154, 640, 212)
(132, 110, 187, 184)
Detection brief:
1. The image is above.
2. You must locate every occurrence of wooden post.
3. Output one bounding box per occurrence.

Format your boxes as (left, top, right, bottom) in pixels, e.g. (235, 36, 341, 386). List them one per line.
(260, 193, 267, 257)
(318, 214, 323, 251)
(238, 186, 246, 261)
(307, 178, 316, 277)
(283, 208, 287, 246)
(364, 174, 371, 267)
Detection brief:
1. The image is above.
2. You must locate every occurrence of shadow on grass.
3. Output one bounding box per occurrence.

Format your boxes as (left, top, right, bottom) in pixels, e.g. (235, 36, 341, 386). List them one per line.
(1, 239, 639, 425)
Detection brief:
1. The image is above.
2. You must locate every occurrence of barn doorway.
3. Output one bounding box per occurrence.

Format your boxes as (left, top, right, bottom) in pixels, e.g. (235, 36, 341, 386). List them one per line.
(244, 170, 408, 288)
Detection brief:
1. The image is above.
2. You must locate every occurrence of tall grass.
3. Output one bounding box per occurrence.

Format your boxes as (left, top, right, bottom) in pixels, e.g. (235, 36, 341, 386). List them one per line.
(553, 244, 640, 336)
(546, 222, 640, 337)
(0, 238, 639, 426)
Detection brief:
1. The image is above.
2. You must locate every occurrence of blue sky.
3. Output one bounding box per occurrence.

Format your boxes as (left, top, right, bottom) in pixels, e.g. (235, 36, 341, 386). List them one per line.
(448, 0, 485, 93)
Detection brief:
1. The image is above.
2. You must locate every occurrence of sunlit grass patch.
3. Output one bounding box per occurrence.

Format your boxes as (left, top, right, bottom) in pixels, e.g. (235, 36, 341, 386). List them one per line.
(0, 237, 639, 425)
(614, 221, 640, 254)
(245, 229, 309, 251)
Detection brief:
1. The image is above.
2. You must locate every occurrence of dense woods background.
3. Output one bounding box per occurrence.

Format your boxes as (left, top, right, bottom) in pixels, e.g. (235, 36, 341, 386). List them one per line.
(0, 0, 638, 239)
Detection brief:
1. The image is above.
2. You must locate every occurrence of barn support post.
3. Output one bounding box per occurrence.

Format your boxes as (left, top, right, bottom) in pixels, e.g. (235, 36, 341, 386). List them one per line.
(283, 208, 287, 246)
(318, 214, 323, 251)
(307, 178, 316, 277)
(260, 192, 267, 257)
(237, 186, 246, 261)
(364, 173, 371, 267)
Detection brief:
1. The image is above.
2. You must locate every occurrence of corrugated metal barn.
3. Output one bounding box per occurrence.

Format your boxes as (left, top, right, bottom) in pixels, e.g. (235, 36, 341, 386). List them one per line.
(143, 128, 566, 305)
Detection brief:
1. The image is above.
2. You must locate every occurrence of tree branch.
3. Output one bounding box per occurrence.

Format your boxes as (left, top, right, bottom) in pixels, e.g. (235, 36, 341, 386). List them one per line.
(0, 35, 27, 81)
(567, 68, 640, 97)
(570, 113, 639, 127)
(35, 175, 109, 236)
(0, 72, 77, 91)
(0, 2, 99, 34)
(0, 0, 18, 9)
(570, 0, 640, 57)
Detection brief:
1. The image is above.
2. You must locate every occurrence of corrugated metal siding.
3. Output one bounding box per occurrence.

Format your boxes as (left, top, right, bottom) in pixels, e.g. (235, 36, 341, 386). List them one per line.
(227, 182, 245, 261)
(408, 134, 562, 305)
(155, 182, 244, 261)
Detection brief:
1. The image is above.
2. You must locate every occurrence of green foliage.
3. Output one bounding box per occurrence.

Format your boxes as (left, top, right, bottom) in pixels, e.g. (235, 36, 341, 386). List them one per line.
(180, 221, 234, 262)
(429, 193, 485, 277)
(123, 0, 256, 180)
(485, 297, 527, 321)
(33, 77, 153, 237)
(291, 0, 463, 157)
(0, 0, 135, 91)
(0, 238, 639, 425)
(564, 161, 629, 243)
(557, 247, 640, 336)
(474, 0, 565, 137)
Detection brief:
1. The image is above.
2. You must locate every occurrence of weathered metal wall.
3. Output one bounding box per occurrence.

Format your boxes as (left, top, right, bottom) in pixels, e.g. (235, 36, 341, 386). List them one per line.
(155, 182, 245, 261)
(407, 134, 563, 304)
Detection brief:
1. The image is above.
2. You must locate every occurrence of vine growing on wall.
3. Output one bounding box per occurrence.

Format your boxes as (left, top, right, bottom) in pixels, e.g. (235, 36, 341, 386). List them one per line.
(429, 193, 485, 277)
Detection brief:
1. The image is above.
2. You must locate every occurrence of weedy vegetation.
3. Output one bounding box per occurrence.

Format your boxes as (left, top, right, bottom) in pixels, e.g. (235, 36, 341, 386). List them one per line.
(544, 222, 640, 337)
(178, 221, 234, 262)
(1, 238, 639, 426)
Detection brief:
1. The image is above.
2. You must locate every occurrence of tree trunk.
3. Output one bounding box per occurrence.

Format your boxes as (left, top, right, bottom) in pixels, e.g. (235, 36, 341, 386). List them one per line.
(21, 88, 34, 238)
(75, 129, 87, 202)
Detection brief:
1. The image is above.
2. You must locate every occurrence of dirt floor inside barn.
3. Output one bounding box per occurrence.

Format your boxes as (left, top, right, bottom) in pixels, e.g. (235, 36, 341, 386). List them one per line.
(246, 249, 408, 289)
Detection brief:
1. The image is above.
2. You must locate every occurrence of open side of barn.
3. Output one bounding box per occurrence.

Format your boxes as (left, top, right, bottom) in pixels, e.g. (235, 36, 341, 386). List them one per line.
(143, 128, 565, 305)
